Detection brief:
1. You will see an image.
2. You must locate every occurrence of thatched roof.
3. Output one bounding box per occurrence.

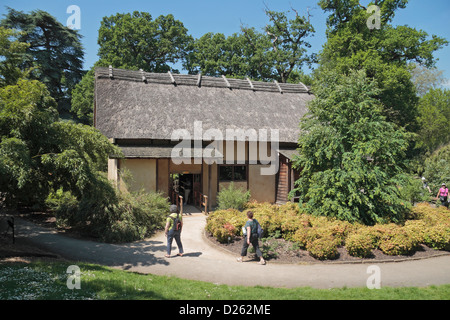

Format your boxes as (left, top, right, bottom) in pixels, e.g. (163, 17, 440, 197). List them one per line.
(94, 67, 313, 144)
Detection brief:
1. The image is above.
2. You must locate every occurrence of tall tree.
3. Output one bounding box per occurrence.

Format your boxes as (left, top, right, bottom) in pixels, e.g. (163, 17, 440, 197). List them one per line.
(0, 78, 121, 208)
(291, 70, 412, 225)
(186, 7, 315, 83)
(97, 11, 193, 73)
(416, 88, 450, 153)
(317, 0, 448, 131)
(1, 8, 85, 116)
(72, 11, 193, 124)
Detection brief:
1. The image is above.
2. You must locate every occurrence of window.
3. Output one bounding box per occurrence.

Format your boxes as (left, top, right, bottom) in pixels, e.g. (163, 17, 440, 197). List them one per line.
(219, 165, 247, 182)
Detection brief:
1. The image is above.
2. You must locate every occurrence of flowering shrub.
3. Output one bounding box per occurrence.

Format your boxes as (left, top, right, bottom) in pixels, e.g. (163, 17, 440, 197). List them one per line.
(206, 209, 244, 243)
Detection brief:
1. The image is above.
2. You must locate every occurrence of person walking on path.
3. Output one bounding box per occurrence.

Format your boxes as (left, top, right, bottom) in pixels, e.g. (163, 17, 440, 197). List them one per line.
(165, 205, 184, 258)
(237, 211, 266, 265)
(437, 183, 449, 208)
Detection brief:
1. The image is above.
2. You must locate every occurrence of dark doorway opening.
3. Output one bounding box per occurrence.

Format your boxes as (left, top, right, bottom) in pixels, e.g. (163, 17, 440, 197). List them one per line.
(171, 173, 201, 205)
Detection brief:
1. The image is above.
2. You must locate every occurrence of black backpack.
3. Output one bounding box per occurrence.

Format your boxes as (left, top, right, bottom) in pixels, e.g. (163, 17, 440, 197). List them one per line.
(170, 214, 182, 231)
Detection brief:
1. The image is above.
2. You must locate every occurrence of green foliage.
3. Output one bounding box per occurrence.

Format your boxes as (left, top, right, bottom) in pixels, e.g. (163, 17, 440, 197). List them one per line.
(45, 188, 79, 228)
(71, 68, 94, 125)
(186, 7, 315, 83)
(45, 182, 170, 243)
(423, 144, 450, 193)
(217, 182, 251, 211)
(0, 75, 122, 209)
(292, 70, 412, 225)
(0, 27, 30, 86)
(72, 11, 193, 123)
(0, 79, 57, 206)
(97, 11, 192, 73)
(318, 0, 448, 131)
(1, 8, 85, 115)
(416, 89, 450, 153)
(399, 175, 432, 205)
(101, 190, 170, 243)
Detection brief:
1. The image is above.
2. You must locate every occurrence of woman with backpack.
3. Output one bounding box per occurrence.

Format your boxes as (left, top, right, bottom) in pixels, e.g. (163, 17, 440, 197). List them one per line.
(236, 211, 266, 265)
(164, 205, 184, 258)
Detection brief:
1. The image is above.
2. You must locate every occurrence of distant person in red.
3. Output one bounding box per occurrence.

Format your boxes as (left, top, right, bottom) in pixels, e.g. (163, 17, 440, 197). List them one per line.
(437, 183, 449, 208)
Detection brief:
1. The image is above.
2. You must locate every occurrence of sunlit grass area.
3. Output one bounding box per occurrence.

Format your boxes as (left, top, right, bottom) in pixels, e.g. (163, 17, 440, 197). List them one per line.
(1, 261, 449, 300)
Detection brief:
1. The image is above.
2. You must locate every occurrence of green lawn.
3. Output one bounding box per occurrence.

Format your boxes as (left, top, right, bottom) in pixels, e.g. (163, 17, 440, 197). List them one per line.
(0, 261, 449, 300)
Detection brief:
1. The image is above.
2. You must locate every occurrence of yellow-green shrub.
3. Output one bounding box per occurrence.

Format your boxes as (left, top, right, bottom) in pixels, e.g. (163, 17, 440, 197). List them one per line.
(306, 236, 339, 260)
(423, 224, 450, 250)
(404, 220, 428, 244)
(291, 226, 318, 249)
(379, 230, 419, 256)
(345, 231, 375, 258)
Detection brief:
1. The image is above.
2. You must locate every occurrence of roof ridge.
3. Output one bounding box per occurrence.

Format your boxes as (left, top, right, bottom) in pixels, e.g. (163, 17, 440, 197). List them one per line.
(95, 67, 310, 94)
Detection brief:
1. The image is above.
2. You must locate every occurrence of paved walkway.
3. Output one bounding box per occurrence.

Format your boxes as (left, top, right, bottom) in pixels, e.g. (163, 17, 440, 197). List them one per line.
(14, 206, 450, 289)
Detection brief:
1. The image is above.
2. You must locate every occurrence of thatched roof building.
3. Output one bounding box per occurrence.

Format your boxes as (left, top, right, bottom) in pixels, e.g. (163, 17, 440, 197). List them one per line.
(94, 67, 313, 207)
(94, 67, 313, 144)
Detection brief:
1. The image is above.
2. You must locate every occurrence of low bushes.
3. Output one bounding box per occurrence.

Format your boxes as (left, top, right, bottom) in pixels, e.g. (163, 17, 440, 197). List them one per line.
(217, 182, 251, 211)
(206, 201, 450, 260)
(46, 182, 170, 243)
(345, 230, 375, 258)
(306, 236, 339, 260)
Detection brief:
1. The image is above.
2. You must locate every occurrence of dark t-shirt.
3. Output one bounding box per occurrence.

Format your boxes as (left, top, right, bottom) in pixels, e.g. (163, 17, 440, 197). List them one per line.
(244, 219, 259, 235)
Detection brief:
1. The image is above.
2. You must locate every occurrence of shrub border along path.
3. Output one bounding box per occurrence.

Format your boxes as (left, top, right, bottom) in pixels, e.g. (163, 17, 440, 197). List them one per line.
(205, 202, 450, 262)
(13, 210, 450, 289)
(203, 229, 450, 265)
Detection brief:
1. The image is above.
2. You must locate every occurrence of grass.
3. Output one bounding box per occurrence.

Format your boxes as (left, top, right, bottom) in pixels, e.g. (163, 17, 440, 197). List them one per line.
(1, 261, 449, 300)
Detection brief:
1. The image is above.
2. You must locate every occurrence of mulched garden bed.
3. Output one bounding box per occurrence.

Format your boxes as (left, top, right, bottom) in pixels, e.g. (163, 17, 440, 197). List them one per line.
(206, 233, 449, 264)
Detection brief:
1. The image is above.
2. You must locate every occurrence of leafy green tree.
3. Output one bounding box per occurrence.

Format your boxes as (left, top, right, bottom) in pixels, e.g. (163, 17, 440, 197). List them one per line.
(0, 27, 30, 86)
(416, 89, 450, 153)
(97, 11, 193, 73)
(318, 0, 448, 131)
(1, 8, 85, 116)
(0, 78, 121, 208)
(423, 144, 450, 193)
(0, 79, 57, 206)
(185, 32, 251, 78)
(291, 70, 412, 225)
(186, 7, 315, 83)
(71, 68, 95, 125)
(72, 11, 193, 124)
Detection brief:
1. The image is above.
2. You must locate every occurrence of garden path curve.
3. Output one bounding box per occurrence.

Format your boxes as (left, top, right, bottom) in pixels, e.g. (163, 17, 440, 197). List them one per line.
(15, 206, 450, 289)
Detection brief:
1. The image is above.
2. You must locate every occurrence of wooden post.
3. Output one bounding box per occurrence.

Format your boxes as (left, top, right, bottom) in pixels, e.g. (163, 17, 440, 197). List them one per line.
(204, 195, 208, 215)
(179, 196, 183, 215)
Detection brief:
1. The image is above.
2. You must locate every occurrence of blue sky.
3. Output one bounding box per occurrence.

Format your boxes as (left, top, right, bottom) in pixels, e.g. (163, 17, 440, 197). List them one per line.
(1, 0, 449, 84)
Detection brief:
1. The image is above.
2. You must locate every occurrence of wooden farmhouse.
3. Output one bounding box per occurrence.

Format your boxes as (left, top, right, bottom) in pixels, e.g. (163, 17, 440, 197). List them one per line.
(94, 67, 313, 210)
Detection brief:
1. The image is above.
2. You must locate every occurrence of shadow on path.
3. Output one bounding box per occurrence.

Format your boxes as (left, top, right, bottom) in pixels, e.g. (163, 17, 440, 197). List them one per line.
(16, 218, 169, 268)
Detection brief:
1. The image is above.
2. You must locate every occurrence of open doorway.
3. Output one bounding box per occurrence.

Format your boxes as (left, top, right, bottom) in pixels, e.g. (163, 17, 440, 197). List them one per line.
(170, 173, 201, 205)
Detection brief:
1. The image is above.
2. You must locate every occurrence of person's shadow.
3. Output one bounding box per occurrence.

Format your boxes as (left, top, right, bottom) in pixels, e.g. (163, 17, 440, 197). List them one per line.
(174, 252, 202, 258)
